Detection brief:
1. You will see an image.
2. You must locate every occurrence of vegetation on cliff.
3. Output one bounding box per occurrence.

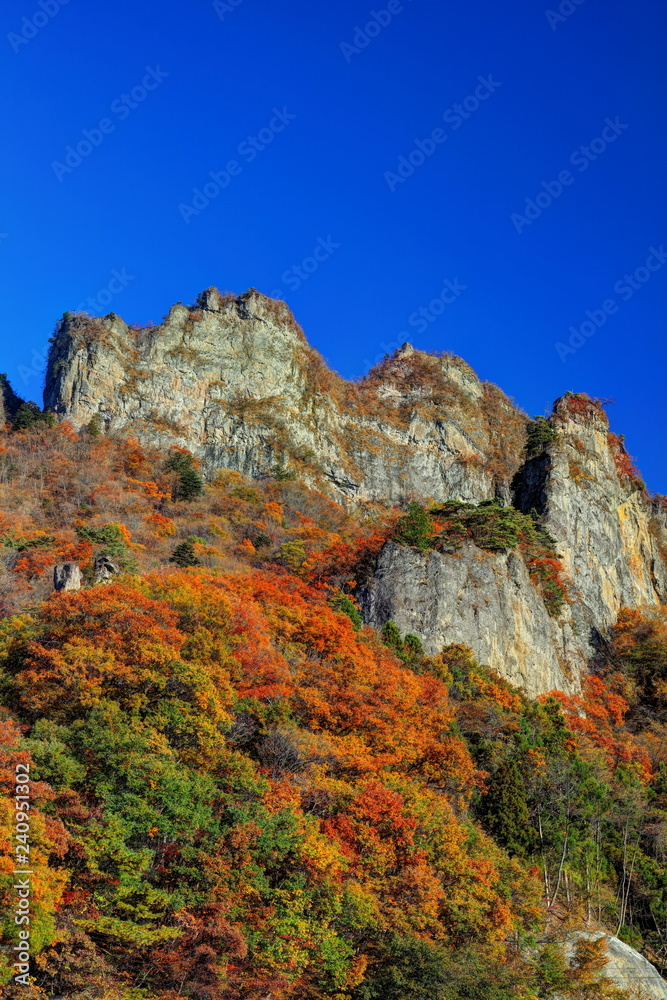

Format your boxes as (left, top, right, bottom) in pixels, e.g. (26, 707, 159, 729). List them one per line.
(392, 500, 569, 617)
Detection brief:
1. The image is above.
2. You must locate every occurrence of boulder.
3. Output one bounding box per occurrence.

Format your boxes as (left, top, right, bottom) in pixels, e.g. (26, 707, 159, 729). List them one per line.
(563, 932, 667, 999)
(53, 562, 83, 592)
(94, 554, 120, 583)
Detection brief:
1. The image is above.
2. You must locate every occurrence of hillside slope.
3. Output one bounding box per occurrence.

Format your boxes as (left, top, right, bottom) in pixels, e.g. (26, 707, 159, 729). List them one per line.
(0, 289, 666, 998)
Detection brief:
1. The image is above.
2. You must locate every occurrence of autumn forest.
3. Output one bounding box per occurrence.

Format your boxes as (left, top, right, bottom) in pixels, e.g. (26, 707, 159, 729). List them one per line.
(1, 402, 667, 999)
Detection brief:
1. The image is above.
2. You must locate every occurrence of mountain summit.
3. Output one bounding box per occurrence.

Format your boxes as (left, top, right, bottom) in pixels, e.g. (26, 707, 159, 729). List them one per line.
(41, 287, 667, 695)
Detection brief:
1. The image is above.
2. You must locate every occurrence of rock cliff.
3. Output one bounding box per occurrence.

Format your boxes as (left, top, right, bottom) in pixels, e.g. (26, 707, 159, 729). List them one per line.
(360, 539, 583, 698)
(42, 288, 667, 697)
(44, 288, 526, 505)
(515, 394, 667, 646)
(362, 393, 667, 694)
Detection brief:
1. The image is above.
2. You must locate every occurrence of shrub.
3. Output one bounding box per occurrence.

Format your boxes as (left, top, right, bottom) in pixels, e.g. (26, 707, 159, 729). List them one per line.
(555, 391, 609, 423)
(525, 415, 556, 456)
(355, 935, 453, 999)
(277, 540, 307, 571)
(404, 633, 424, 658)
(612, 608, 667, 712)
(250, 531, 272, 549)
(272, 463, 297, 482)
(525, 555, 568, 617)
(2, 533, 56, 553)
(429, 499, 522, 552)
(331, 593, 362, 630)
(230, 484, 262, 504)
(381, 622, 426, 668)
(608, 432, 644, 489)
(481, 381, 528, 486)
(356, 936, 531, 1000)
(394, 500, 568, 617)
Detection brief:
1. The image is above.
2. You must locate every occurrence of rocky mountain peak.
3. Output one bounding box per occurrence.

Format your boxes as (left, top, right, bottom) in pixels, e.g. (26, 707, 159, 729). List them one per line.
(43, 287, 527, 504)
(38, 286, 667, 696)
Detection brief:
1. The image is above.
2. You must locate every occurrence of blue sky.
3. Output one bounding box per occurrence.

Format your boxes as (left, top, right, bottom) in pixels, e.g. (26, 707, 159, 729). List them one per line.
(2, 0, 666, 489)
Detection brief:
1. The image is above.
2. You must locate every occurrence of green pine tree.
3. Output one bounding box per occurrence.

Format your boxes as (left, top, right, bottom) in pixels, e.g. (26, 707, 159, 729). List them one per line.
(166, 452, 204, 501)
(393, 502, 433, 551)
(480, 758, 534, 856)
(169, 537, 204, 567)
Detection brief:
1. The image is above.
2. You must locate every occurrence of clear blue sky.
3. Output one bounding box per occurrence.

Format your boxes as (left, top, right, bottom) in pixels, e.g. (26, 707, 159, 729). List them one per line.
(2, 0, 666, 490)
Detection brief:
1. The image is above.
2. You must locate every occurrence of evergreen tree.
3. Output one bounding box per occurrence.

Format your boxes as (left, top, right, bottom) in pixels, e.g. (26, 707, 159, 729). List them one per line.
(382, 620, 404, 653)
(0, 373, 25, 424)
(12, 401, 54, 431)
(393, 502, 432, 550)
(170, 537, 204, 567)
(481, 758, 534, 856)
(166, 451, 204, 501)
(331, 593, 362, 630)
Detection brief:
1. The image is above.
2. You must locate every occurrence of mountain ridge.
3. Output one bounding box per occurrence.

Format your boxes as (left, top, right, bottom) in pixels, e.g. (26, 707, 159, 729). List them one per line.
(34, 286, 667, 695)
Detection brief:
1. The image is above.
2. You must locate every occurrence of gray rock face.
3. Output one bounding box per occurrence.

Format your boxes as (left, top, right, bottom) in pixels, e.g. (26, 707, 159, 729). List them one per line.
(44, 289, 526, 506)
(360, 541, 582, 697)
(361, 396, 667, 697)
(515, 396, 667, 658)
(43, 295, 667, 698)
(54, 562, 83, 592)
(564, 932, 667, 999)
(94, 554, 120, 584)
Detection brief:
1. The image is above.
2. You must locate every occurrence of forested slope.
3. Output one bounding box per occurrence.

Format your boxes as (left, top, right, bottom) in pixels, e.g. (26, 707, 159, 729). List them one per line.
(0, 416, 666, 998)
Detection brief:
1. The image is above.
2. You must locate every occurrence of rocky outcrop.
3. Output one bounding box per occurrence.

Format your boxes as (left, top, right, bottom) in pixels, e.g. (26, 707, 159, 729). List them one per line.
(360, 540, 582, 697)
(94, 554, 120, 584)
(514, 395, 667, 656)
(54, 562, 83, 592)
(53, 557, 119, 592)
(361, 394, 667, 696)
(563, 933, 667, 999)
(44, 289, 526, 506)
